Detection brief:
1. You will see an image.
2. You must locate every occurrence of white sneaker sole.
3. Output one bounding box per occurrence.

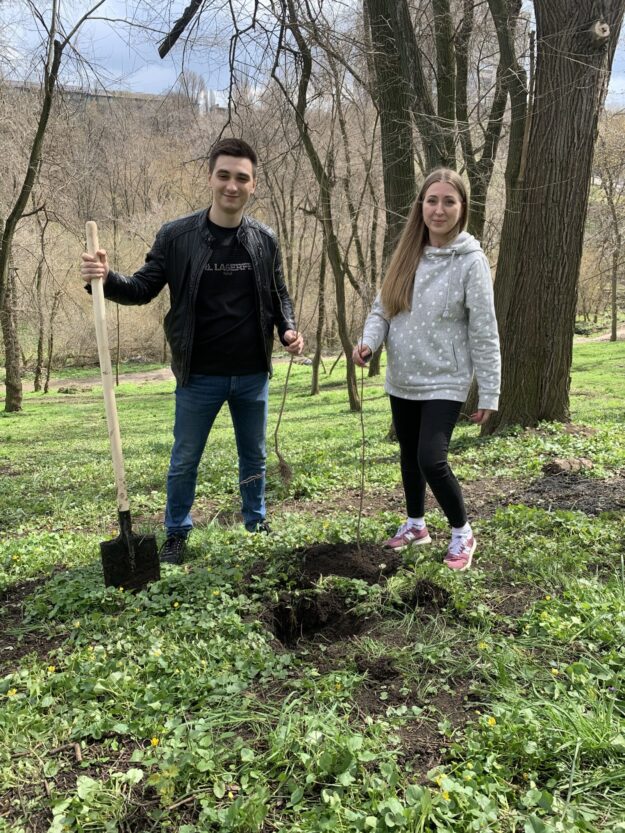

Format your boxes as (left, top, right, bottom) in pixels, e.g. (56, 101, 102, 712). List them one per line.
(444, 538, 476, 571)
(385, 534, 432, 551)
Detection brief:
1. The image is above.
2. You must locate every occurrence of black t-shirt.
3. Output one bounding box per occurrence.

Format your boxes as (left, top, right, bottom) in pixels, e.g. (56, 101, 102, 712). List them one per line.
(190, 218, 266, 375)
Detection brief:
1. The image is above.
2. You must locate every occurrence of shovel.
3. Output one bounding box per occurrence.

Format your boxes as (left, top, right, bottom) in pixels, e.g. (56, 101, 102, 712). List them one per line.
(86, 221, 160, 591)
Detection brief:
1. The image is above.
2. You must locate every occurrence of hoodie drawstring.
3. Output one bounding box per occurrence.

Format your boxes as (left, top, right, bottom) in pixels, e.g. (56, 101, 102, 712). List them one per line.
(442, 250, 456, 319)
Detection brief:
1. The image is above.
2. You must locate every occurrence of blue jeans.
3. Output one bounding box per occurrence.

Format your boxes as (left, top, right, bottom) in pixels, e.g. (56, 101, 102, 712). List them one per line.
(165, 373, 269, 536)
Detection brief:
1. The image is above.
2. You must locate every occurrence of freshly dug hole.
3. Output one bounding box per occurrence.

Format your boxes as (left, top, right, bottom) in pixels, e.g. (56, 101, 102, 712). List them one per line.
(271, 589, 367, 647)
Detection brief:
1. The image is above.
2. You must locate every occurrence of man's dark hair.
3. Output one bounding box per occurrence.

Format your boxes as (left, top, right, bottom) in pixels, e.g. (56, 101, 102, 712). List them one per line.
(208, 138, 257, 174)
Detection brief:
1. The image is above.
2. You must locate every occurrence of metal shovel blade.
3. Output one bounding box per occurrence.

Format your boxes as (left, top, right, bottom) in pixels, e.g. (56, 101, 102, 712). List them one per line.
(100, 511, 160, 592)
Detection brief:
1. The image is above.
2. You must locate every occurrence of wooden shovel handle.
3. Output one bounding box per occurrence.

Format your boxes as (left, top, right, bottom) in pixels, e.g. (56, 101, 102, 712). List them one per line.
(86, 221, 130, 513)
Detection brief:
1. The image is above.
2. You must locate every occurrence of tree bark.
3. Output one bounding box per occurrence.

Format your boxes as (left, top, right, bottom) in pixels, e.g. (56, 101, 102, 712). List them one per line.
(311, 247, 327, 395)
(1, 265, 22, 412)
(34, 262, 45, 392)
(364, 0, 417, 262)
(486, 0, 625, 433)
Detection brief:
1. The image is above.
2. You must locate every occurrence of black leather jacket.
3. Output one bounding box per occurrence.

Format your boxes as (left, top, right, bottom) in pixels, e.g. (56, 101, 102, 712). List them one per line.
(100, 209, 296, 385)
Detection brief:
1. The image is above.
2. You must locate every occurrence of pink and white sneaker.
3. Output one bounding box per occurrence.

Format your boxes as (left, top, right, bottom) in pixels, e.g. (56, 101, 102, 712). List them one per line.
(444, 533, 476, 571)
(383, 522, 432, 551)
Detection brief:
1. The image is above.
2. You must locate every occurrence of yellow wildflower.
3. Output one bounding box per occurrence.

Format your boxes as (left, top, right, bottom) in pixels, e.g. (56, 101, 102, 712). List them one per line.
(7, 688, 17, 697)
(442, 790, 450, 801)
(151, 737, 160, 747)
(173, 601, 180, 608)
(487, 716, 497, 727)
(544, 594, 551, 601)
(73, 620, 81, 628)
(478, 641, 488, 650)
(551, 668, 560, 676)
(47, 665, 56, 673)
(228, 791, 234, 800)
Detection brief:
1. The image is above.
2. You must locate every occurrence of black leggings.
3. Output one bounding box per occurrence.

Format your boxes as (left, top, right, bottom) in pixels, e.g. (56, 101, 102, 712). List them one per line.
(389, 396, 466, 528)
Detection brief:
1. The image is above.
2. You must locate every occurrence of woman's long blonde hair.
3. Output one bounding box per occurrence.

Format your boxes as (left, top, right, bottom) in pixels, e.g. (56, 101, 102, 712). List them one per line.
(380, 168, 469, 317)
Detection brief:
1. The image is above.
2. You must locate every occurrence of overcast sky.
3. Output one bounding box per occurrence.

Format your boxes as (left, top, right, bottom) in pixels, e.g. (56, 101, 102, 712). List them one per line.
(96, 8, 625, 110)
(2, 1, 624, 106)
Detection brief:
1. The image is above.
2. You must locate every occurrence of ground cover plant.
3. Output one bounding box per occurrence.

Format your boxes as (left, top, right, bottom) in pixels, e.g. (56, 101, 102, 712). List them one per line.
(1, 341, 624, 832)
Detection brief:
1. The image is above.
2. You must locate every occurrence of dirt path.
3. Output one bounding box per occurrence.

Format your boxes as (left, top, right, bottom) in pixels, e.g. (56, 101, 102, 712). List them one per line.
(14, 367, 175, 393)
(574, 325, 625, 342)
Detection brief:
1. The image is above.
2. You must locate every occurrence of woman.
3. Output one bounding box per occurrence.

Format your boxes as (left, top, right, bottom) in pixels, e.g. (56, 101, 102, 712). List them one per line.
(353, 168, 500, 571)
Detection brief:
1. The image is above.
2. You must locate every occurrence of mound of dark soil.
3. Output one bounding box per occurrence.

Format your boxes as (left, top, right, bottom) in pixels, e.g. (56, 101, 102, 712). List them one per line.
(510, 473, 625, 515)
(297, 542, 401, 586)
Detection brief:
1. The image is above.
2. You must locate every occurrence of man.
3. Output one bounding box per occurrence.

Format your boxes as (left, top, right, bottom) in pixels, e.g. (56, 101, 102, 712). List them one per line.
(81, 138, 303, 564)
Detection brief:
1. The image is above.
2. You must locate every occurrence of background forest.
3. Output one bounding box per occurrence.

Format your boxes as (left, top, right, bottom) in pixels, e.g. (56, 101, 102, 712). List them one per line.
(1, 0, 624, 426)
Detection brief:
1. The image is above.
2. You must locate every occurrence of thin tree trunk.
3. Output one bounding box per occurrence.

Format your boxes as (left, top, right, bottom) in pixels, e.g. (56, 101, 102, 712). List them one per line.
(34, 262, 45, 392)
(311, 247, 327, 395)
(2, 266, 22, 412)
(611, 247, 618, 342)
(43, 291, 61, 394)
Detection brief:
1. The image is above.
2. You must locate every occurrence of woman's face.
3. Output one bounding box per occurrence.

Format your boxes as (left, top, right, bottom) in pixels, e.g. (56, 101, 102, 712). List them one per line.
(422, 181, 464, 243)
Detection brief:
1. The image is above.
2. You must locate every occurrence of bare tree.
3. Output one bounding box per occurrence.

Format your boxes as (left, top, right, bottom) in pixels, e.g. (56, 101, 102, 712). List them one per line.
(0, 0, 107, 411)
(594, 111, 625, 341)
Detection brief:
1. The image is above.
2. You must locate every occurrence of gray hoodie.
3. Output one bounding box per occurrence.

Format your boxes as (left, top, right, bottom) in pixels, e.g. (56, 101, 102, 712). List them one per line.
(362, 232, 501, 410)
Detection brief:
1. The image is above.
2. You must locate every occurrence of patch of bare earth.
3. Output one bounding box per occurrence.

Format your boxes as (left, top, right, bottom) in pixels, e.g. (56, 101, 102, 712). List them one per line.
(509, 471, 625, 515)
(0, 736, 165, 833)
(0, 575, 66, 675)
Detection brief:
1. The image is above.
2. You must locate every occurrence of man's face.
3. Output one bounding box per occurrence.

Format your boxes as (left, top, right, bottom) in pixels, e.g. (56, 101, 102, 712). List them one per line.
(208, 155, 257, 217)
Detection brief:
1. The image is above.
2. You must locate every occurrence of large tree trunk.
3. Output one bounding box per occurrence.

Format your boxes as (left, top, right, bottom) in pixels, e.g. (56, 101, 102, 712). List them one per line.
(2, 265, 22, 412)
(364, 0, 416, 262)
(485, 0, 625, 433)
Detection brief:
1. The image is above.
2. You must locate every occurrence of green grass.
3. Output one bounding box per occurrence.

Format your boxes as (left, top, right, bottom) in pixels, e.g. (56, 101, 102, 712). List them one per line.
(0, 341, 624, 832)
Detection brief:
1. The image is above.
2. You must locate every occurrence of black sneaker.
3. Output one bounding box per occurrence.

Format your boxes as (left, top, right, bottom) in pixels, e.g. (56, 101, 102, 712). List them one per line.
(246, 520, 272, 534)
(159, 535, 187, 564)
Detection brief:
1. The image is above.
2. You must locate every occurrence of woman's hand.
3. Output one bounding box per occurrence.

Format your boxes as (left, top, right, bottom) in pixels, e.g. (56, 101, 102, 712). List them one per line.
(352, 344, 372, 367)
(469, 409, 495, 425)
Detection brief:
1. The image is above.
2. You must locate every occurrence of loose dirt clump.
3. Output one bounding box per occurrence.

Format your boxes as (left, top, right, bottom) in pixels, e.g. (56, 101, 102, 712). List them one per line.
(510, 472, 625, 515)
(270, 589, 367, 647)
(296, 542, 401, 586)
